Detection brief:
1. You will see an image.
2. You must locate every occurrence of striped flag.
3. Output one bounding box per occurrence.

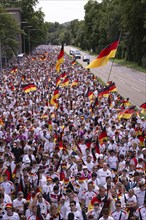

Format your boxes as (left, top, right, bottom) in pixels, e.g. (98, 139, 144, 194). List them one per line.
(56, 77, 61, 87)
(60, 72, 67, 79)
(140, 103, 146, 115)
(22, 84, 37, 93)
(88, 91, 94, 101)
(98, 128, 108, 144)
(56, 44, 64, 72)
(61, 77, 69, 87)
(50, 89, 59, 107)
(86, 39, 119, 69)
(108, 82, 117, 92)
(70, 80, 78, 87)
(118, 106, 136, 120)
(10, 66, 18, 74)
(71, 58, 76, 65)
(98, 87, 109, 98)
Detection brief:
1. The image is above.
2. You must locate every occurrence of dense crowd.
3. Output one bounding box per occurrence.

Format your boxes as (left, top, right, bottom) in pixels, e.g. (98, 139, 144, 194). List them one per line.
(0, 45, 145, 220)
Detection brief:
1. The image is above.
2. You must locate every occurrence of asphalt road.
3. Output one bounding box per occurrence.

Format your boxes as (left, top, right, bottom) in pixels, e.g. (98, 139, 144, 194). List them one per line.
(65, 46, 146, 108)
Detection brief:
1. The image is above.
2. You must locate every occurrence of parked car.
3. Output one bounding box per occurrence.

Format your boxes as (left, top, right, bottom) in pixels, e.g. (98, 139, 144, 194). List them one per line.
(82, 55, 90, 62)
(69, 48, 75, 55)
(74, 51, 81, 59)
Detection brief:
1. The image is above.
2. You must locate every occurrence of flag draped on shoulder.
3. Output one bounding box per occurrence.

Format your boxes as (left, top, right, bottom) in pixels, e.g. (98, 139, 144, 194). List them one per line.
(56, 44, 64, 72)
(86, 39, 119, 69)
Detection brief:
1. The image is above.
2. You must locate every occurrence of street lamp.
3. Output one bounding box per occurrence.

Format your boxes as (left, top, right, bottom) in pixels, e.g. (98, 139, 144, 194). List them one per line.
(28, 29, 36, 55)
(23, 26, 32, 54)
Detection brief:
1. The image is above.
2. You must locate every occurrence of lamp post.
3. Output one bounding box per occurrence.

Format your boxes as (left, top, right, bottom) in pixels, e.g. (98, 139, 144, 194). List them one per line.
(23, 26, 32, 54)
(28, 29, 36, 55)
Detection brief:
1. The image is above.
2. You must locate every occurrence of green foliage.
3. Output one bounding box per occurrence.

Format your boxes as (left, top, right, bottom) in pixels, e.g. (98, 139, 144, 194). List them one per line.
(0, 6, 22, 56)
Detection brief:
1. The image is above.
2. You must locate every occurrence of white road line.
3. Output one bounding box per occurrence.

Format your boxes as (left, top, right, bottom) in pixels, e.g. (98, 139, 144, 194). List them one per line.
(119, 79, 125, 83)
(138, 79, 146, 83)
(131, 86, 141, 92)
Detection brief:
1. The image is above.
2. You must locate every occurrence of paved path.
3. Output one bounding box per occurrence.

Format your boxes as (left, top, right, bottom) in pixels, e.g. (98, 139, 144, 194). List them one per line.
(65, 46, 146, 107)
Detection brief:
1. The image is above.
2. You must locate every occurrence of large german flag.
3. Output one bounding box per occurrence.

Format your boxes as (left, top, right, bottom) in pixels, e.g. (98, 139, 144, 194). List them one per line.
(118, 106, 136, 120)
(22, 84, 37, 93)
(98, 87, 109, 98)
(56, 44, 64, 72)
(86, 39, 119, 69)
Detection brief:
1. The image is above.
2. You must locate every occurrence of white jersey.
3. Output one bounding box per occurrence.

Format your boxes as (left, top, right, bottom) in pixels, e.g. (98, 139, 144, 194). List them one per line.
(0, 181, 14, 195)
(65, 209, 83, 220)
(82, 190, 97, 207)
(135, 206, 146, 220)
(3, 212, 20, 220)
(97, 169, 112, 185)
(13, 198, 26, 212)
(111, 210, 128, 220)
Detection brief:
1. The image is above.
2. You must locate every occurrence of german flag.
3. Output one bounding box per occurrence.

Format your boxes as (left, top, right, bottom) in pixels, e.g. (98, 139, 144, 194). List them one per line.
(22, 84, 37, 93)
(87, 91, 94, 101)
(48, 120, 52, 131)
(56, 44, 64, 72)
(61, 77, 69, 87)
(86, 39, 119, 69)
(10, 66, 18, 74)
(118, 106, 136, 120)
(98, 128, 108, 144)
(61, 72, 67, 79)
(53, 89, 59, 100)
(140, 103, 146, 115)
(50, 99, 59, 109)
(50, 89, 59, 106)
(140, 103, 146, 109)
(108, 82, 117, 92)
(70, 80, 78, 87)
(121, 98, 131, 107)
(98, 87, 109, 98)
(56, 77, 61, 87)
(71, 58, 76, 65)
(41, 114, 48, 119)
(106, 81, 113, 86)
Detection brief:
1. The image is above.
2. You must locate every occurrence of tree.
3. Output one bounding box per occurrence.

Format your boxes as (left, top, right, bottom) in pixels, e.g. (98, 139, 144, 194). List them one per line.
(0, 6, 22, 59)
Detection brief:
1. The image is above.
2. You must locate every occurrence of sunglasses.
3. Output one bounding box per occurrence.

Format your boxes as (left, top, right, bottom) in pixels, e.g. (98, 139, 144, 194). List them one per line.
(70, 204, 74, 207)
(116, 205, 121, 207)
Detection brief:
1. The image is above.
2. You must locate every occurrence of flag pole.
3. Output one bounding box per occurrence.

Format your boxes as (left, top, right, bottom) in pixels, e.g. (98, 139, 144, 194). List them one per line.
(107, 31, 122, 83)
(107, 58, 115, 82)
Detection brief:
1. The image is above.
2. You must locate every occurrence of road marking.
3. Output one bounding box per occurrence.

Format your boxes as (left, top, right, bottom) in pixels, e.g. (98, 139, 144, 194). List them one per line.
(131, 86, 141, 92)
(119, 79, 125, 83)
(138, 79, 146, 83)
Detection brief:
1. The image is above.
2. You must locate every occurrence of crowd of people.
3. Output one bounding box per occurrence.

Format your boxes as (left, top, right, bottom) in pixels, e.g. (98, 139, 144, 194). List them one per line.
(0, 45, 145, 220)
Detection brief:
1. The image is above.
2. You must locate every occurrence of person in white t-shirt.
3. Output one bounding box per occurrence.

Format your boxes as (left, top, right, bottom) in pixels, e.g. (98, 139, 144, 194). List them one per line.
(97, 163, 112, 185)
(13, 191, 26, 216)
